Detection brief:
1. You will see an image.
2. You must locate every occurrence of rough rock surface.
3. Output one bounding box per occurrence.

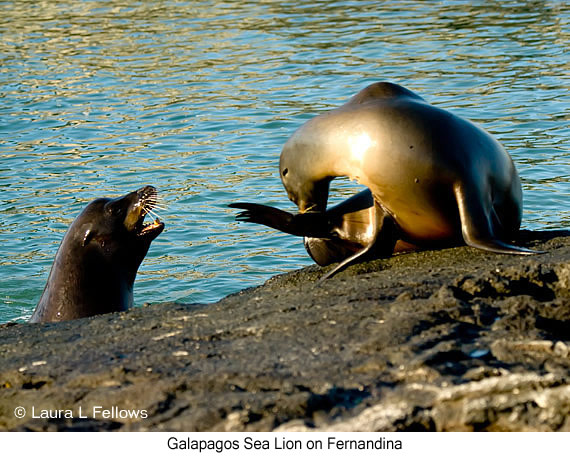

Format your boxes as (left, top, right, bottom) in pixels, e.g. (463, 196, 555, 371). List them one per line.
(1, 230, 569, 431)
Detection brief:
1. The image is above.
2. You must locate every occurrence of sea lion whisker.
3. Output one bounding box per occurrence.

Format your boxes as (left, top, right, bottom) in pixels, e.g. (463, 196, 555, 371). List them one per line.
(142, 196, 167, 211)
(148, 202, 167, 211)
(144, 207, 162, 221)
(302, 203, 318, 213)
(141, 198, 166, 211)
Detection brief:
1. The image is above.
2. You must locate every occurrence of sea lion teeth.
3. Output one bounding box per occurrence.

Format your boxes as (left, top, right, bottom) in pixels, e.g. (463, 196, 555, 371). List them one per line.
(139, 218, 163, 236)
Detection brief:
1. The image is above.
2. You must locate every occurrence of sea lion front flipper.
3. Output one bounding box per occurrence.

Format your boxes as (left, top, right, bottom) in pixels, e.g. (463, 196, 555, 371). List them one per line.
(454, 184, 542, 255)
(229, 203, 332, 238)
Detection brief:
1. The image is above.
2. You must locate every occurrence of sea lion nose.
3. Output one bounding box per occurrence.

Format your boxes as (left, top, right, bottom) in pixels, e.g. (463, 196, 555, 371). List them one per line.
(137, 185, 157, 200)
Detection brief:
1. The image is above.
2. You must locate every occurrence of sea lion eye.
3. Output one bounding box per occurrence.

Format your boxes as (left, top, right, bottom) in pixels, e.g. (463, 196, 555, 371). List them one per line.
(82, 228, 94, 247)
(106, 204, 123, 217)
(282, 168, 288, 177)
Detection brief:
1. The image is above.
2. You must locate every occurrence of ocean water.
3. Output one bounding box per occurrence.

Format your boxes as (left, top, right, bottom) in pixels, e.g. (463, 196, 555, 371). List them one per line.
(1, 0, 568, 323)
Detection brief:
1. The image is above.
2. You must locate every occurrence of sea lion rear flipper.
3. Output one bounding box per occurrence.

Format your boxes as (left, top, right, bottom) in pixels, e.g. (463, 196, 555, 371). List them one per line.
(230, 203, 295, 232)
(454, 184, 542, 255)
(229, 203, 332, 238)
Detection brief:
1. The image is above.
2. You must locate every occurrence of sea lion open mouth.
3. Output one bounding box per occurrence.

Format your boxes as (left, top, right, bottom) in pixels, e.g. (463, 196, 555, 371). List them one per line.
(132, 186, 165, 240)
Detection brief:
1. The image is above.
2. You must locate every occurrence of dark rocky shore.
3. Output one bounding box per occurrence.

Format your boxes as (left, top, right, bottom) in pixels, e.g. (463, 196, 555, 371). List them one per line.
(1, 230, 569, 431)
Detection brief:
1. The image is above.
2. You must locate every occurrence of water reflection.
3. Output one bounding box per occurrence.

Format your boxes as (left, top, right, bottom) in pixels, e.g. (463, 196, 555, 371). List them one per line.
(0, 0, 568, 322)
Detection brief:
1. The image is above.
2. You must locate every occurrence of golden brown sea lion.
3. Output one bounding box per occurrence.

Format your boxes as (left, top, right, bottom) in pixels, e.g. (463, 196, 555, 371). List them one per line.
(233, 82, 539, 278)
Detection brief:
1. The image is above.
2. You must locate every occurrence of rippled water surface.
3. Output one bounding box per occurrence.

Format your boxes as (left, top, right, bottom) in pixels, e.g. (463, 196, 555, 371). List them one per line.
(1, 0, 568, 323)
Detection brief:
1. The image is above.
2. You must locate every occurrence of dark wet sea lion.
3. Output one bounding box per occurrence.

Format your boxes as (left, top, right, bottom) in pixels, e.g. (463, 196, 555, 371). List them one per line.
(233, 82, 540, 278)
(30, 186, 164, 323)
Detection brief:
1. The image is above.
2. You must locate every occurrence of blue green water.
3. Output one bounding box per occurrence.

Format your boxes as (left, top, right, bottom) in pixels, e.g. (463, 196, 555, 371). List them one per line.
(1, 1, 568, 323)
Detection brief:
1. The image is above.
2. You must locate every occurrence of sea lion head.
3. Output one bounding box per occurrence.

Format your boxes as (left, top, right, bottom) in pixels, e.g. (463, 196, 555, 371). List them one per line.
(76, 185, 164, 274)
(278, 82, 426, 215)
(279, 138, 332, 214)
